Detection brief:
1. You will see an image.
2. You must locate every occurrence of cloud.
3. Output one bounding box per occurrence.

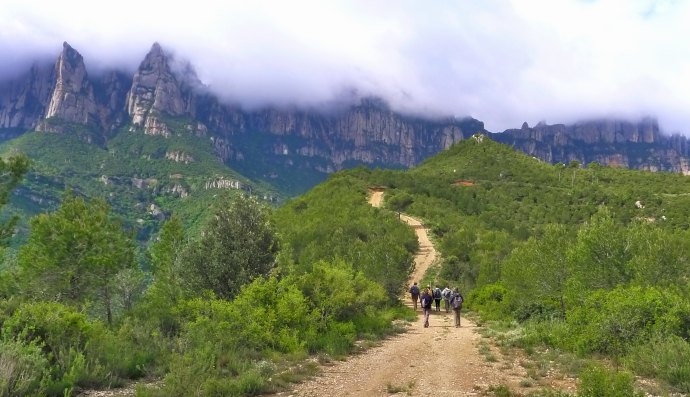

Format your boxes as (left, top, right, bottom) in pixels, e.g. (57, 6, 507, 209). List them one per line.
(0, 0, 689, 133)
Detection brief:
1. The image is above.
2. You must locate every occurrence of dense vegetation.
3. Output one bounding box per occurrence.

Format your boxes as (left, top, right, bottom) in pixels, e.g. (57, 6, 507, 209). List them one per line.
(0, 125, 281, 246)
(4, 131, 690, 396)
(0, 153, 416, 396)
(346, 135, 690, 394)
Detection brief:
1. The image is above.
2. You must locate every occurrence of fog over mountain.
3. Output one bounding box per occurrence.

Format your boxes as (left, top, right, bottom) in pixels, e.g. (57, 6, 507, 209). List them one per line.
(1, 0, 689, 133)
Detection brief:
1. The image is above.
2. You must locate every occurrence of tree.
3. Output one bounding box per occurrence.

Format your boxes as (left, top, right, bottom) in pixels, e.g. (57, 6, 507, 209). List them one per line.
(588, 162, 603, 184)
(145, 216, 186, 306)
(502, 224, 570, 312)
(555, 162, 566, 182)
(569, 159, 581, 188)
(180, 195, 280, 300)
(387, 192, 414, 214)
(0, 155, 30, 245)
(566, 207, 632, 303)
(18, 191, 137, 324)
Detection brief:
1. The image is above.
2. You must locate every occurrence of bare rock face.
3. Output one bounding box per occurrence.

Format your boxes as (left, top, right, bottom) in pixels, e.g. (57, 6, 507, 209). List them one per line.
(5, 40, 690, 181)
(205, 177, 241, 189)
(495, 118, 690, 174)
(165, 151, 195, 163)
(126, 43, 189, 135)
(93, 71, 131, 132)
(39, 42, 97, 129)
(0, 63, 54, 129)
(214, 99, 483, 169)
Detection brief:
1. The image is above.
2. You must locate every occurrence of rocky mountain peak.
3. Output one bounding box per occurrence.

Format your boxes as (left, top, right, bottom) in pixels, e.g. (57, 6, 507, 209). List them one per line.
(126, 42, 191, 135)
(60, 42, 83, 68)
(38, 42, 97, 131)
(140, 42, 170, 73)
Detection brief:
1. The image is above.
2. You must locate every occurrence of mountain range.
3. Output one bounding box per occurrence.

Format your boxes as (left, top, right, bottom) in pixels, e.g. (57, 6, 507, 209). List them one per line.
(1, 41, 690, 241)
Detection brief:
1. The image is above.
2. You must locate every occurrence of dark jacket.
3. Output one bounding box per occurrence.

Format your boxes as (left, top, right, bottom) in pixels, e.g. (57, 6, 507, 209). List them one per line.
(410, 285, 420, 296)
(420, 292, 433, 309)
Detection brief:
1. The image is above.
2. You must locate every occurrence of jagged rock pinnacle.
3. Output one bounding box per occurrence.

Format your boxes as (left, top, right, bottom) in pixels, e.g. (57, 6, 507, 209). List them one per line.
(149, 42, 163, 55)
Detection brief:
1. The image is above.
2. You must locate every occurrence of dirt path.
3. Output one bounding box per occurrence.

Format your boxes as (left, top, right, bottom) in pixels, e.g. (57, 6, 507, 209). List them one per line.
(291, 191, 509, 396)
(368, 190, 435, 285)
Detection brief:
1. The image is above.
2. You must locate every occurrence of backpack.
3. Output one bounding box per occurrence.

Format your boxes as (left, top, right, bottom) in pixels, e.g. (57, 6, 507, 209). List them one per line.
(443, 289, 452, 300)
(452, 293, 464, 310)
(421, 296, 429, 307)
(433, 288, 442, 299)
(411, 285, 419, 295)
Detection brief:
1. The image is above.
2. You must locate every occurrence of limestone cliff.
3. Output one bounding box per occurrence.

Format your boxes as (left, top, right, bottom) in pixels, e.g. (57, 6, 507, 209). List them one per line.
(37, 42, 98, 132)
(493, 119, 690, 174)
(92, 71, 131, 133)
(0, 63, 54, 130)
(3, 41, 690, 180)
(125, 43, 196, 136)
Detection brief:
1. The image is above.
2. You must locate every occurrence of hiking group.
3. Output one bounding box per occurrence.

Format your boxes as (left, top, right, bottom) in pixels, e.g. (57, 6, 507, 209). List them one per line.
(409, 282, 464, 328)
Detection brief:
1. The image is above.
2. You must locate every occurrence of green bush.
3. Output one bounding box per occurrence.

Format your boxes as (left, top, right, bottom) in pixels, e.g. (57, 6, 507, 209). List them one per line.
(0, 339, 48, 397)
(512, 319, 573, 351)
(515, 301, 564, 323)
(1, 302, 155, 395)
(625, 334, 690, 392)
(85, 317, 162, 379)
(567, 287, 682, 356)
(578, 363, 642, 397)
(2, 302, 95, 357)
(467, 283, 511, 320)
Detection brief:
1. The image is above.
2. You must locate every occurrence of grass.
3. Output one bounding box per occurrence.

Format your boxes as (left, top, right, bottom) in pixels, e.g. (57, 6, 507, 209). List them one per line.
(488, 384, 513, 397)
(386, 380, 415, 394)
(478, 340, 499, 362)
(519, 379, 534, 388)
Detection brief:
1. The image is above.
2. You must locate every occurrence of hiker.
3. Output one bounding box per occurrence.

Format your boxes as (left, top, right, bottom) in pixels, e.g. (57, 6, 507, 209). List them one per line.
(420, 288, 433, 328)
(450, 288, 464, 327)
(433, 286, 442, 312)
(410, 282, 420, 310)
(442, 285, 452, 313)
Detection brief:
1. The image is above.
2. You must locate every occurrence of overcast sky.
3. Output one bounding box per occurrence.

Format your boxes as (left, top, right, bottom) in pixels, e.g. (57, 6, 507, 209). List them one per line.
(1, 0, 689, 133)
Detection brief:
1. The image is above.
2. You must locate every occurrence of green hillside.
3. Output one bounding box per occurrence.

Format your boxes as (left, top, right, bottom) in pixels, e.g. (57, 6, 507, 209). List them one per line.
(3, 131, 690, 395)
(0, 125, 283, 244)
(0, 136, 418, 396)
(313, 134, 690, 393)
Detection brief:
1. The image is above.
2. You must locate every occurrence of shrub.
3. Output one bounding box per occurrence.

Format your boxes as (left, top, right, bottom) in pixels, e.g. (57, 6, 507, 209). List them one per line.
(567, 286, 680, 356)
(625, 334, 690, 392)
(0, 339, 48, 397)
(467, 283, 511, 320)
(2, 302, 95, 358)
(578, 363, 642, 397)
(1, 302, 149, 395)
(515, 301, 564, 323)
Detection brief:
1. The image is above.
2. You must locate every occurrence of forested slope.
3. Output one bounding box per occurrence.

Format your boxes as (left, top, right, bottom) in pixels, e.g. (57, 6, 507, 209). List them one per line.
(344, 134, 690, 393)
(0, 154, 417, 396)
(0, 125, 281, 245)
(4, 132, 690, 396)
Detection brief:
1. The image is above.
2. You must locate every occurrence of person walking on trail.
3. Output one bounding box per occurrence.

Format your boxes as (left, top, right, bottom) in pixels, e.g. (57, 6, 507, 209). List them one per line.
(442, 286, 452, 313)
(421, 288, 433, 328)
(450, 288, 464, 327)
(410, 282, 420, 311)
(433, 286, 442, 312)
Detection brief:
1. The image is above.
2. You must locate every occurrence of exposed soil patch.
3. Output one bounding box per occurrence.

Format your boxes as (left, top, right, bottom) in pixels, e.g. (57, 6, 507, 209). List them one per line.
(452, 181, 475, 186)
